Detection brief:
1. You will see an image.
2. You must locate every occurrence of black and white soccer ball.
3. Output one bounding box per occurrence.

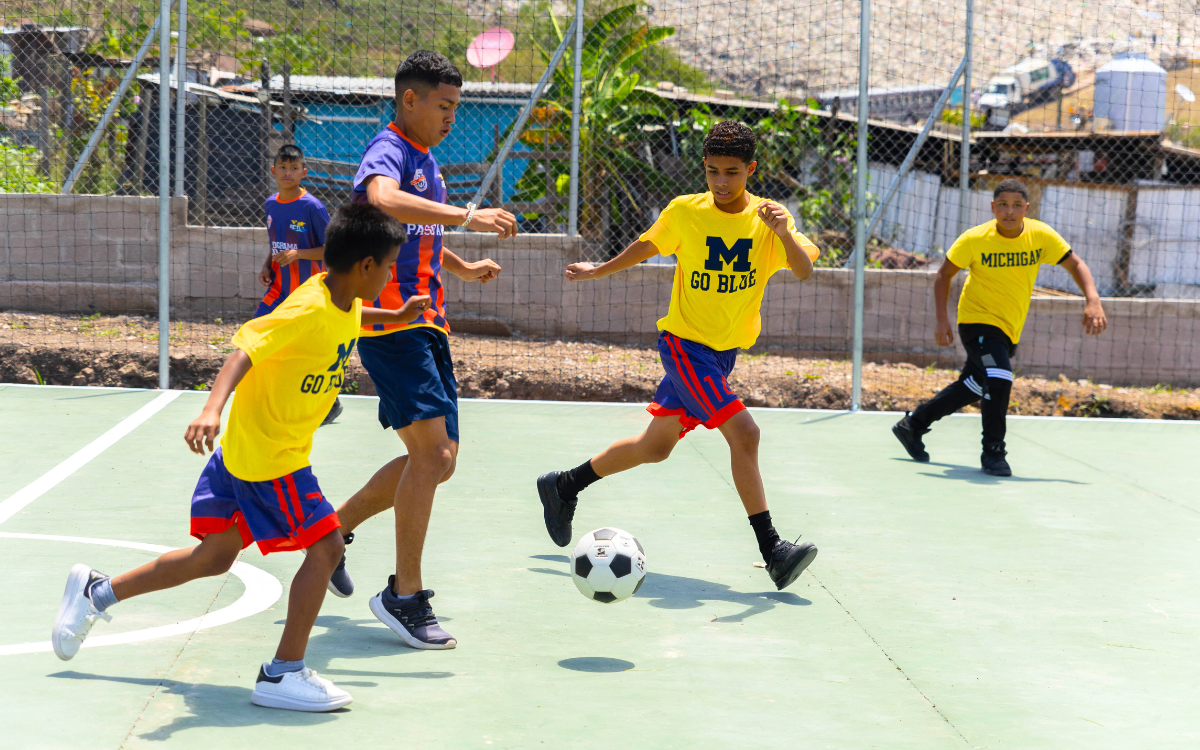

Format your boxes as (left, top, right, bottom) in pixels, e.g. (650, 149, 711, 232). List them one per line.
(570, 527, 646, 603)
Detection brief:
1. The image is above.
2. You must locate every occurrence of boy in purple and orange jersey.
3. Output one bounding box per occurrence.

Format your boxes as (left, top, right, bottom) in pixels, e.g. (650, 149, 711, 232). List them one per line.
(538, 121, 822, 592)
(51, 204, 431, 713)
(312, 50, 519, 650)
(257, 144, 331, 317)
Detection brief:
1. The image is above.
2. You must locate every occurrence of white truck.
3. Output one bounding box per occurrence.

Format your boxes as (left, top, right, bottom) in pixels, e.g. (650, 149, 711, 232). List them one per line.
(979, 58, 1076, 121)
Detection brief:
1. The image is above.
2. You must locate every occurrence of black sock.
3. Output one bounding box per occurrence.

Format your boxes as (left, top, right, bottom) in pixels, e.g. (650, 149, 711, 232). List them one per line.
(556, 460, 601, 501)
(749, 510, 781, 563)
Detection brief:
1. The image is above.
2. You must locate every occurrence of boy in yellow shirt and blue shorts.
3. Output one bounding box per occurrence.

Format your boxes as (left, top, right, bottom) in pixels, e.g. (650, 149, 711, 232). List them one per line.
(50, 203, 430, 712)
(537, 121, 821, 590)
(892, 179, 1108, 476)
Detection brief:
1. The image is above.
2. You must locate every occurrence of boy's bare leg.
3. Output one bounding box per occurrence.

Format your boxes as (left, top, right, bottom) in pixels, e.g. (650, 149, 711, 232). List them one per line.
(589, 415, 684, 477)
(334, 455, 410, 533)
(110, 526, 244, 601)
(716, 410, 768, 515)
(715, 409, 816, 589)
(392, 416, 458, 596)
(275, 530, 344, 661)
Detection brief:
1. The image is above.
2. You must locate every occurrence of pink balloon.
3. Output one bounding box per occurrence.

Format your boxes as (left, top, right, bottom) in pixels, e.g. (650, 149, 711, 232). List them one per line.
(467, 28, 516, 69)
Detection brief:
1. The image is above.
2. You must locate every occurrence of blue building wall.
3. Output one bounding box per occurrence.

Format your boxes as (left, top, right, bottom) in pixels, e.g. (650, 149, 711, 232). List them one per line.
(286, 99, 539, 205)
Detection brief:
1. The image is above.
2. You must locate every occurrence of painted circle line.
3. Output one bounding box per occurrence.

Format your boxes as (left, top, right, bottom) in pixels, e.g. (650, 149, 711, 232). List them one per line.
(0, 532, 283, 656)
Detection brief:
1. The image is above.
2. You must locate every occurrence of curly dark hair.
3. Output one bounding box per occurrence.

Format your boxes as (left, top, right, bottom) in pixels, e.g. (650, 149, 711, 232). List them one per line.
(395, 50, 463, 100)
(702, 121, 757, 164)
(993, 178, 1029, 201)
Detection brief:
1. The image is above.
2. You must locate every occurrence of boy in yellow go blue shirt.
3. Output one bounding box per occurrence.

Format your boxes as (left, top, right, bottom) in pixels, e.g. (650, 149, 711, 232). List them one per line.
(50, 203, 430, 713)
(892, 178, 1108, 476)
(537, 121, 821, 591)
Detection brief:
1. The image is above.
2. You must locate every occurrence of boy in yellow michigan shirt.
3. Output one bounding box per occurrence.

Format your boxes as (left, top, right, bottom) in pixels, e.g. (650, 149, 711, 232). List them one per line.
(50, 203, 430, 712)
(892, 179, 1108, 476)
(537, 121, 821, 591)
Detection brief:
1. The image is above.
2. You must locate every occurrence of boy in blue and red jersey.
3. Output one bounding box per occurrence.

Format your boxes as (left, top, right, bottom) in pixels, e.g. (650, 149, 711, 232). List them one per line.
(255, 144, 339, 424)
(316, 50, 518, 649)
(256, 145, 331, 317)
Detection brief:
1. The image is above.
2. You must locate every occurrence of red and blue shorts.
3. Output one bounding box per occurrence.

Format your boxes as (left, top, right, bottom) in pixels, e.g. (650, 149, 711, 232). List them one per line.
(189, 448, 341, 554)
(648, 331, 746, 438)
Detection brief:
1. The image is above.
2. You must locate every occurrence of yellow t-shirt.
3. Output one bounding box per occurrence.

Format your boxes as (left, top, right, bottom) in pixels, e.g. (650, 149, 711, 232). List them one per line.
(639, 192, 819, 351)
(946, 219, 1071, 344)
(222, 274, 361, 481)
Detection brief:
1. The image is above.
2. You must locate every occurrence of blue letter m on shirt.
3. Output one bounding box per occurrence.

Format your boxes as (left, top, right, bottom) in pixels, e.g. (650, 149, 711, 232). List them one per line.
(328, 339, 357, 372)
(704, 237, 753, 272)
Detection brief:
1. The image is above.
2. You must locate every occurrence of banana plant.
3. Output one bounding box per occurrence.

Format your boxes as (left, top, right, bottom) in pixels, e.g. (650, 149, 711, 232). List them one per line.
(507, 3, 679, 239)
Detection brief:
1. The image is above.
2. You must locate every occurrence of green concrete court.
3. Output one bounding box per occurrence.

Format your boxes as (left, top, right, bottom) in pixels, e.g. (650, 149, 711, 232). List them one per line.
(1, 384, 1198, 749)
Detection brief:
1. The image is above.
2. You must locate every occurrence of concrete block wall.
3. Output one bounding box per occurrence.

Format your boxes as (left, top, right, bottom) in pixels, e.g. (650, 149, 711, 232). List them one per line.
(2, 194, 1199, 386)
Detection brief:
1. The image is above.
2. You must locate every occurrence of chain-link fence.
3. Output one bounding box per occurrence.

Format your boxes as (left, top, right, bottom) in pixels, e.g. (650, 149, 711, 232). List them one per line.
(3, 0, 1200, 417)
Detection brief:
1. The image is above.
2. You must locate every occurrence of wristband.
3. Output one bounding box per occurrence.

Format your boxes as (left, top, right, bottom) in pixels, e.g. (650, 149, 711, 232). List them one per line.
(462, 202, 477, 227)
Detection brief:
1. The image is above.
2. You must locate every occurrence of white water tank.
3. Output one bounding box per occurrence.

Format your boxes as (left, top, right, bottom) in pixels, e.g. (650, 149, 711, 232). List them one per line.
(1094, 52, 1167, 132)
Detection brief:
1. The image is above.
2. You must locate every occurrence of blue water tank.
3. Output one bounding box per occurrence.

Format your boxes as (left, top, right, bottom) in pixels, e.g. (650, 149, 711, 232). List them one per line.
(1094, 52, 1167, 132)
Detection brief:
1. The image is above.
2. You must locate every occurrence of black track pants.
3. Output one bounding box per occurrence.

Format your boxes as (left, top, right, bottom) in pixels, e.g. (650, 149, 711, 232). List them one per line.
(910, 323, 1016, 450)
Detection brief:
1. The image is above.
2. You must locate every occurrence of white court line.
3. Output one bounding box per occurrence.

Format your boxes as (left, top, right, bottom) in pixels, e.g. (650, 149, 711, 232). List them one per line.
(6, 381, 1197, 425)
(0, 533, 282, 656)
(0, 390, 182, 526)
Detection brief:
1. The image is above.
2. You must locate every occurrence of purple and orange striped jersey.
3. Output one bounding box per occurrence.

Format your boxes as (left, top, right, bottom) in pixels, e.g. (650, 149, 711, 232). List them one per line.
(351, 123, 449, 337)
(255, 189, 330, 318)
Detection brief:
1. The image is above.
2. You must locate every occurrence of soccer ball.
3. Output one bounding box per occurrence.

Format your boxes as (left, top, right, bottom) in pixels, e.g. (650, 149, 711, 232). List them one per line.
(571, 527, 646, 603)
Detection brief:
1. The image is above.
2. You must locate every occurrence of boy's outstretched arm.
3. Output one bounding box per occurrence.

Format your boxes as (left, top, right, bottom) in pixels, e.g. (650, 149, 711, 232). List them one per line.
(1059, 254, 1107, 335)
(185, 349, 252, 455)
(364, 175, 518, 238)
(565, 239, 659, 282)
(443, 248, 501, 284)
(361, 294, 432, 327)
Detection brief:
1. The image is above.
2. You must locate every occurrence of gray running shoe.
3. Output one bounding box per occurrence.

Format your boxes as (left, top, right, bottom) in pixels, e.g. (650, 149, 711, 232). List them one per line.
(327, 533, 354, 598)
(368, 580, 456, 650)
(321, 397, 343, 427)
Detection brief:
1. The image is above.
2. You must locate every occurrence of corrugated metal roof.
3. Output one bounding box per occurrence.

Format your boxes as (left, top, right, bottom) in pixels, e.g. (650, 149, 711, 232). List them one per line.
(237, 75, 536, 98)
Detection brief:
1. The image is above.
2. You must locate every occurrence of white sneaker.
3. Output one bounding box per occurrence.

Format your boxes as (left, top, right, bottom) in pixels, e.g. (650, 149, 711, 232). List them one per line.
(251, 664, 353, 712)
(52, 563, 113, 661)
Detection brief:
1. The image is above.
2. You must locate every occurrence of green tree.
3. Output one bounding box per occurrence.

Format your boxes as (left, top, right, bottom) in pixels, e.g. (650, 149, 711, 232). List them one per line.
(510, 3, 677, 239)
(0, 138, 56, 193)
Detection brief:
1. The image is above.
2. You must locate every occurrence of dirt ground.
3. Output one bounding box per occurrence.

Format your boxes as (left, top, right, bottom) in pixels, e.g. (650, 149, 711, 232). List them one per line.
(3, 311, 1199, 420)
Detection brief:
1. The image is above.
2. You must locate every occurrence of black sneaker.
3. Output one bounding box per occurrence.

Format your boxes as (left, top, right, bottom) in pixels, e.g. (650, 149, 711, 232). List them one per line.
(537, 471, 576, 548)
(368, 579, 456, 650)
(981, 445, 1012, 476)
(321, 397, 343, 427)
(327, 533, 354, 598)
(766, 539, 818, 591)
(892, 413, 930, 462)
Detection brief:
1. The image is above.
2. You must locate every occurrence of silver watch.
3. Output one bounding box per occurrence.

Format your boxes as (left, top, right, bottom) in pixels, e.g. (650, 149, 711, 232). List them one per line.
(462, 202, 477, 227)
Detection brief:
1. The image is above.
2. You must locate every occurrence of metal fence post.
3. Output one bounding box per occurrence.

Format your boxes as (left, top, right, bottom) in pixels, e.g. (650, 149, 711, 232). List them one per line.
(958, 0, 974, 234)
(851, 0, 870, 412)
(568, 0, 585, 237)
(158, 0, 172, 389)
(174, 0, 188, 198)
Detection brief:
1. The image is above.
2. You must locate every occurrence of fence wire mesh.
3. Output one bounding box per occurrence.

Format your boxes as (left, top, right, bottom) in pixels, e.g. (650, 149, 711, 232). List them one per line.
(2, 0, 1200, 418)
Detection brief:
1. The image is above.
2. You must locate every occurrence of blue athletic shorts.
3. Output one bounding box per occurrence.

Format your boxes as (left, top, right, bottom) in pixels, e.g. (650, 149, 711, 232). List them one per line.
(357, 327, 460, 443)
(189, 448, 341, 554)
(649, 331, 746, 438)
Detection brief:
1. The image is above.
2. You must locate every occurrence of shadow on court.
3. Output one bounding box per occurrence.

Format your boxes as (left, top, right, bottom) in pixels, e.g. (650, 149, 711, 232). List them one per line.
(558, 657, 635, 672)
(911, 460, 1089, 485)
(279, 615, 456, 680)
(49, 671, 341, 739)
(528, 555, 810, 623)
